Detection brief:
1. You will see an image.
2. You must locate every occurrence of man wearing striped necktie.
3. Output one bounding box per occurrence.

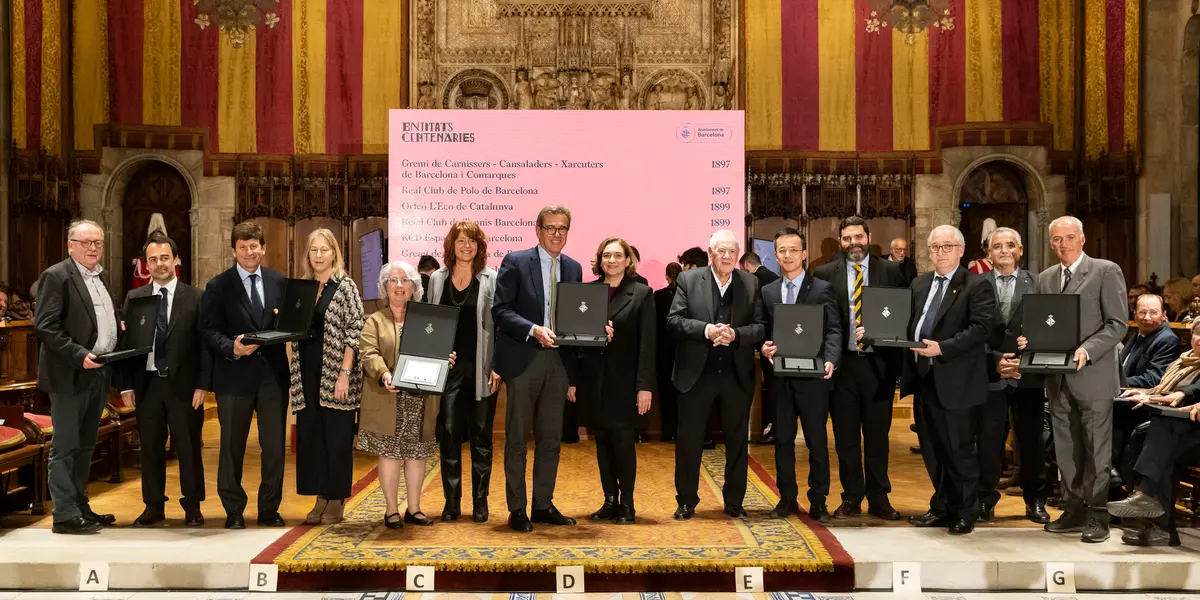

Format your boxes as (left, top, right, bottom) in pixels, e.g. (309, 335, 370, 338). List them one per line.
(814, 216, 907, 520)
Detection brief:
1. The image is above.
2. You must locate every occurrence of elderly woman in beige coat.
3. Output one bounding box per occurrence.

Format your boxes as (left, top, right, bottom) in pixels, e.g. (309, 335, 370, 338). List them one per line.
(359, 261, 455, 528)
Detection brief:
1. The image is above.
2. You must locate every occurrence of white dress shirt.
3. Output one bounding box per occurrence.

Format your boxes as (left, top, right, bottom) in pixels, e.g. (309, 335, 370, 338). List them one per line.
(528, 245, 564, 339)
(74, 259, 118, 355)
(845, 258, 869, 351)
(146, 277, 178, 371)
(913, 266, 959, 342)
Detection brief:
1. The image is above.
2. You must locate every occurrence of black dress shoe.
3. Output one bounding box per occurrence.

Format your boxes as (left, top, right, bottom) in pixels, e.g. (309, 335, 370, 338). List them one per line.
(615, 504, 636, 525)
(949, 517, 974, 535)
(833, 501, 861, 518)
(257, 513, 286, 527)
(1081, 516, 1110, 543)
(809, 503, 832, 523)
(562, 433, 580, 444)
(225, 514, 246, 530)
(1045, 509, 1086, 533)
(531, 504, 576, 525)
(1106, 490, 1167, 519)
(184, 509, 205, 528)
(635, 431, 645, 443)
(81, 509, 117, 526)
(673, 504, 695, 521)
(591, 496, 618, 522)
(52, 515, 102, 535)
(724, 505, 748, 518)
(661, 435, 676, 443)
(384, 512, 404, 529)
(472, 498, 489, 523)
(441, 509, 460, 522)
(1122, 521, 1171, 546)
(509, 509, 533, 532)
(768, 500, 798, 519)
(868, 501, 901, 521)
(909, 445, 921, 454)
(702, 439, 717, 450)
(1026, 499, 1051, 524)
(909, 511, 949, 527)
(405, 511, 435, 526)
(978, 503, 995, 523)
(133, 508, 166, 528)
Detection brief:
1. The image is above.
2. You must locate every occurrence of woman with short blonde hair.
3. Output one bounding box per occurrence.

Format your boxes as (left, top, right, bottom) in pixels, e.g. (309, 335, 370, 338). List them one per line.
(289, 228, 365, 525)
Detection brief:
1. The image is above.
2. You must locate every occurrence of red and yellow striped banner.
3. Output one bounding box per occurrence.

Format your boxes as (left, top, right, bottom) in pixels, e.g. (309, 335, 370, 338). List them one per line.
(67, 0, 405, 154)
(746, 0, 1135, 155)
(12, 0, 67, 155)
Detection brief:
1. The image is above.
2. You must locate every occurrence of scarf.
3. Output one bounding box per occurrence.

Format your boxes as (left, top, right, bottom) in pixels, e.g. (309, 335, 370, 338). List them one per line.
(1146, 350, 1200, 396)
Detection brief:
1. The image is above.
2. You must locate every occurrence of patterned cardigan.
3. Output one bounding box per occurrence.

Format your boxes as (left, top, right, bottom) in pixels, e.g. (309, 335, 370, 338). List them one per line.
(289, 276, 366, 412)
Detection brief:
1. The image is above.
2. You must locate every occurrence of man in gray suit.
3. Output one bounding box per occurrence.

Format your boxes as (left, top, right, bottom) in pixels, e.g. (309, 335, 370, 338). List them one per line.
(1021, 216, 1127, 542)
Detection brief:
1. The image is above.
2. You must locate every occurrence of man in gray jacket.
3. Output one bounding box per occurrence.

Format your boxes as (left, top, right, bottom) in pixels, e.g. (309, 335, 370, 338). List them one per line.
(1022, 216, 1127, 543)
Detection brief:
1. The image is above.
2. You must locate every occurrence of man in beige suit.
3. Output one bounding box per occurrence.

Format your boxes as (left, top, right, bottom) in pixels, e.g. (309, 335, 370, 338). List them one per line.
(1021, 216, 1127, 543)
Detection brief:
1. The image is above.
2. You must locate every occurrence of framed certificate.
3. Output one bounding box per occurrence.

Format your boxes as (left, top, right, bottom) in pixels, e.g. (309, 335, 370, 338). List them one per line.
(399, 358, 442, 386)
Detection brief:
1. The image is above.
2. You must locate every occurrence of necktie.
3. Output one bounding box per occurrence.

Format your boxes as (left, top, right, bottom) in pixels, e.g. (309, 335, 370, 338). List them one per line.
(919, 276, 947, 342)
(248, 273, 264, 327)
(785, 280, 796, 305)
(154, 287, 169, 372)
(1061, 266, 1072, 293)
(853, 264, 864, 349)
(548, 257, 559, 331)
(997, 275, 1015, 321)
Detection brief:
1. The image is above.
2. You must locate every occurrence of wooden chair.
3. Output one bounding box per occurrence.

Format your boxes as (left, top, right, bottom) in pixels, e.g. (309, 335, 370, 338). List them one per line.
(0, 404, 46, 515)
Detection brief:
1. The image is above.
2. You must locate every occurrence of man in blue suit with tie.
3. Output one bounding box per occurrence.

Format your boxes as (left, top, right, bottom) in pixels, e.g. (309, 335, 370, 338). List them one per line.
(493, 205, 584, 532)
(759, 228, 841, 522)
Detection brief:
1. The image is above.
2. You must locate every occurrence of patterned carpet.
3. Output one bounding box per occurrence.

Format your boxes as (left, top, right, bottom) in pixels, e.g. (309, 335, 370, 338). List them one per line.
(255, 441, 853, 591)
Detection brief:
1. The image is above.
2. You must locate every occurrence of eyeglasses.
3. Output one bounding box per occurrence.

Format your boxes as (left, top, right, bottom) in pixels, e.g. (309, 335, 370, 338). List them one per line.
(385, 277, 412, 287)
(309, 247, 333, 255)
(71, 239, 104, 249)
(928, 243, 962, 255)
(776, 248, 805, 256)
(539, 225, 570, 235)
(601, 252, 626, 260)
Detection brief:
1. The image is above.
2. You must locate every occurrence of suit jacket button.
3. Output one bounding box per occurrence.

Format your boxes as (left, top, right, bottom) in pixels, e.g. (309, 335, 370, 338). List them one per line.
(1006, 329, 1012, 334)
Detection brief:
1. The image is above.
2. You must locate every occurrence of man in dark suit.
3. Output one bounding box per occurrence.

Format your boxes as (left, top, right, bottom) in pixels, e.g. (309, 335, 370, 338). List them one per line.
(813, 216, 905, 520)
(888, 237, 918, 286)
(654, 262, 683, 442)
(34, 219, 120, 534)
(493, 205, 584, 532)
(203, 221, 289, 530)
(1114, 293, 1181, 485)
(901, 225, 995, 534)
(758, 228, 841, 522)
(117, 231, 212, 528)
(975, 227, 1049, 524)
(668, 230, 766, 520)
(740, 251, 781, 445)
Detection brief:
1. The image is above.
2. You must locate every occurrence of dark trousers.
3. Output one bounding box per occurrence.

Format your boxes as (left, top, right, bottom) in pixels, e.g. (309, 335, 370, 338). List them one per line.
(138, 375, 206, 509)
(675, 372, 752, 508)
(438, 363, 498, 511)
(48, 368, 111, 522)
(978, 386, 1046, 505)
(830, 353, 894, 505)
(759, 355, 776, 434)
(503, 348, 568, 512)
(917, 374, 980, 521)
(774, 377, 831, 507)
(1113, 400, 1150, 490)
(594, 427, 637, 506)
(295, 402, 356, 500)
(216, 375, 287, 517)
(656, 356, 678, 440)
(1134, 416, 1200, 536)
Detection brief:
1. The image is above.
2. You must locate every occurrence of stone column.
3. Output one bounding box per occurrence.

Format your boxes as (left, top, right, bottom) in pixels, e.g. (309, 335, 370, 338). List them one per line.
(0, 4, 11, 283)
(193, 175, 236, 287)
(912, 172, 955, 271)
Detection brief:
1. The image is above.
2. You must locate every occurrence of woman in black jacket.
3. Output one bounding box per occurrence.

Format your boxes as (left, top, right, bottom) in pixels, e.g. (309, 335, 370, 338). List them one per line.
(577, 237, 655, 524)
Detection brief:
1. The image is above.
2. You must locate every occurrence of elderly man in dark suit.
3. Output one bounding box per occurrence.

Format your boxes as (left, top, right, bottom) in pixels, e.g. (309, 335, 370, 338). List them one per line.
(888, 237, 918, 286)
(203, 221, 289, 530)
(813, 216, 906, 520)
(493, 205, 585, 532)
(976, 227, 1049, 524)
(901, 225, 995, 535)
(759, 228, 841, 522)
(34, 219, 120, 534)
(1021, 216, 1127, 543)
(668, 230, 766, 520)
(117, 231, 212, 528)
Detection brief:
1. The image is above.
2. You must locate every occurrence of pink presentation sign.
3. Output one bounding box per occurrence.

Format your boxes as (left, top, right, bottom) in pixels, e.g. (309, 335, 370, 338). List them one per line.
(388, 110, 745, 289)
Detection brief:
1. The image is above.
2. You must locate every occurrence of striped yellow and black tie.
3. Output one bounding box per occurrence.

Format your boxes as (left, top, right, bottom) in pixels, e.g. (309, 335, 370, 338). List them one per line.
(853, 264, 864, 349)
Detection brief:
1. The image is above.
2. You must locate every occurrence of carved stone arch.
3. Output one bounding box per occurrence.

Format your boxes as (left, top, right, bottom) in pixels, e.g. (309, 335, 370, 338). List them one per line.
(951, 153, 1049, 268)
(442, 69, 511, 109)
(638, 68, 707, 110)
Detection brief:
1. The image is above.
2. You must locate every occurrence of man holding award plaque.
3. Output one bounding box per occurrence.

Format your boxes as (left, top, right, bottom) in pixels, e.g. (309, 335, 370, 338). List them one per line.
(1019, 216, 1127, 543)
(759, 228, 841, 522)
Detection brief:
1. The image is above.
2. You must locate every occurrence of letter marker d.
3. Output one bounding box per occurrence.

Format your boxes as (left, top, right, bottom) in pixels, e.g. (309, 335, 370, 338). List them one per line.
(557, 565, 585, 593)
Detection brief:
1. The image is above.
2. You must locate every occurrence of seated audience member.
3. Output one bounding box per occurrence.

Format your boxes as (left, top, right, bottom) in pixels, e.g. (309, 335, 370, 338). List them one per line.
(1108, 319, 1200, 546)
(1128, 284, 1149, 320)
(1161, 277, 1192, 322)
(9, 290, 33, 321)
(1114, 294, 1182, 486)
(0, 283, 8, 321)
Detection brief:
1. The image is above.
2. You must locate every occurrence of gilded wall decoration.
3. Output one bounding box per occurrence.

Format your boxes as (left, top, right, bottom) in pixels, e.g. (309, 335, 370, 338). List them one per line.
(411, 0, 738, 111)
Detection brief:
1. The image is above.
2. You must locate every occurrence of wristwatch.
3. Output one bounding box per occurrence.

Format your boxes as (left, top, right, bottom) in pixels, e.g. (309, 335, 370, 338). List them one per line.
(341, 369, 352, 375)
